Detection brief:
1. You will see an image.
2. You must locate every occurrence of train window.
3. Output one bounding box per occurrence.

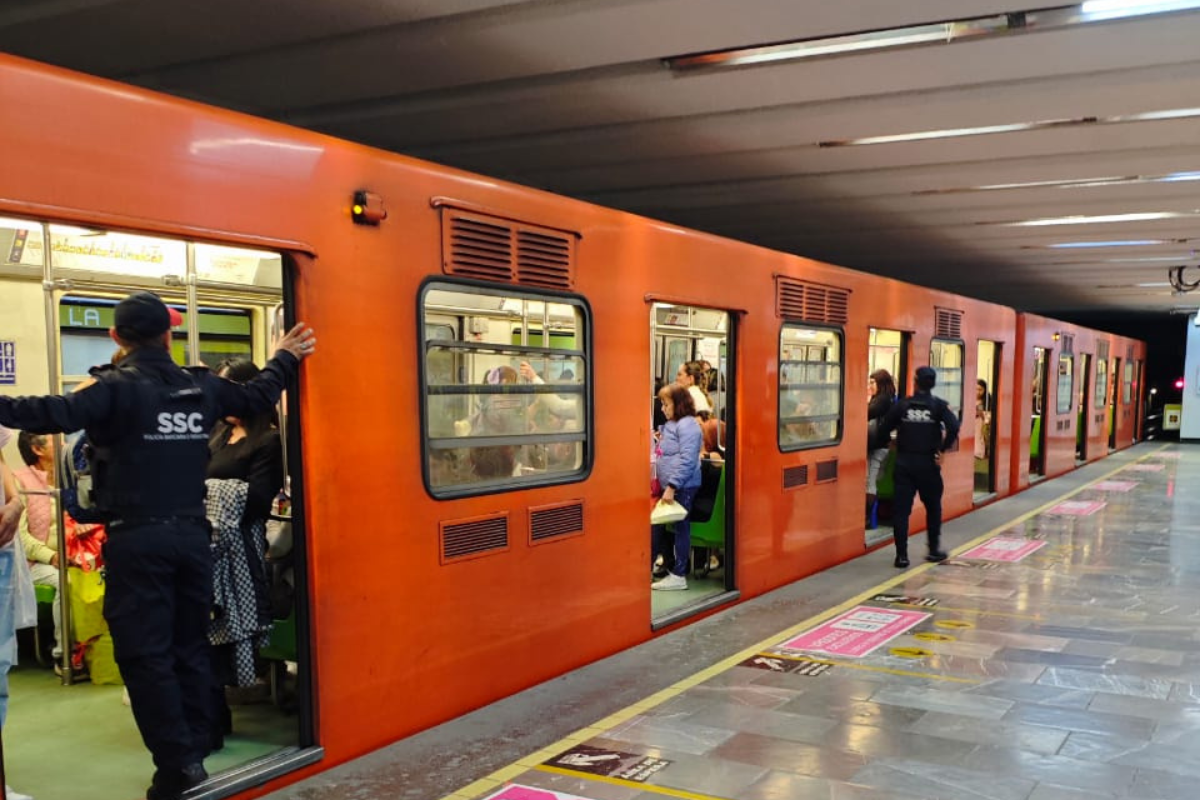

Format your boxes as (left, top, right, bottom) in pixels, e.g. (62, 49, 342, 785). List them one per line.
(421, 282, 589, 495)
(1057, 355, 1074, 414)
(779, 325, 842, 450)
(1122, 361, 1134, 404)
(1095, 359, 1108, 408)
(929, 339, 964, 419)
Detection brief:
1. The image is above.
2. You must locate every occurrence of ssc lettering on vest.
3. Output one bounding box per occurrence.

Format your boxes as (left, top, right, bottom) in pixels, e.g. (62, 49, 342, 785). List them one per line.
(147, 411, 207, 441)
(905, 407, 934, 422)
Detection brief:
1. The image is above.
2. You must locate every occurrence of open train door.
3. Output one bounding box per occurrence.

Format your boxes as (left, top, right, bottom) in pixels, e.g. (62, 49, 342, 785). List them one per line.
(649, 303, 737, 628)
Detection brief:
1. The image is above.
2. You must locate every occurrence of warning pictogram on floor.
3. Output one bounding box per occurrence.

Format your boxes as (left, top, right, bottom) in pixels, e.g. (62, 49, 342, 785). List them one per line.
(545, 745, 670, 782)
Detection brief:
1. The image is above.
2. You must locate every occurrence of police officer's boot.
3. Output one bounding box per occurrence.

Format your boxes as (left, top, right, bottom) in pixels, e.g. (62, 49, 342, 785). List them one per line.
(926, 533, 948, 563)
(892, 530, 909, 569)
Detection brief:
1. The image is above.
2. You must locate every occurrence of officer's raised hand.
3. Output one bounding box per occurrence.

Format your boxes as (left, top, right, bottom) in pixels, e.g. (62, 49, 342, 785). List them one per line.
(276, 323, 317, 361)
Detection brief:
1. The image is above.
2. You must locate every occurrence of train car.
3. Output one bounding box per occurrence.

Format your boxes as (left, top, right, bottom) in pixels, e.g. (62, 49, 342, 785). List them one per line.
(1012, 314, 1147, 490)
(0, 54, 1145, 800)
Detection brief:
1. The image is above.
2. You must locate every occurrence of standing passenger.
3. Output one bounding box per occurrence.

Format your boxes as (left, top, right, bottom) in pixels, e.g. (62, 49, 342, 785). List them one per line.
(676, 361, 712, 418)
(866, 369, 896, 530)
(875, 366, 960, 568)
(651, 384, 702, 591)
(0, 292, 316, 800)
(0, 425, 35, 800)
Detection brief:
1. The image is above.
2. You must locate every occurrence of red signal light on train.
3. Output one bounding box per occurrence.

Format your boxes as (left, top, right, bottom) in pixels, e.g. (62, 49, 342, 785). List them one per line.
(351, 190, 387, 225)
(1175, 377, 1184, 390)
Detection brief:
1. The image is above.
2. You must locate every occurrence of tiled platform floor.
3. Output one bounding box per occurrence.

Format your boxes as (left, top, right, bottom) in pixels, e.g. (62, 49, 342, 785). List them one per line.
(269, 443, 1199, 800)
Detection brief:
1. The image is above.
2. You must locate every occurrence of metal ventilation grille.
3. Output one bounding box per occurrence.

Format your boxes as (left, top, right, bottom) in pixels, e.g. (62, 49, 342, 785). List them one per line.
(529, 501, 584, 543)
(777, 278, 849, 324)
(935, 307, 963, 340)
(1061, 334, 1074, 354)
(1126, 345, 1134, 361)
(440, 514, 509, 563)
(815, 459, 839, 483)
(783, 465, 809, 489)
(1097, 341, 1110, 360)
(517, 230, 574, 289)
(442, 209, 575, 289)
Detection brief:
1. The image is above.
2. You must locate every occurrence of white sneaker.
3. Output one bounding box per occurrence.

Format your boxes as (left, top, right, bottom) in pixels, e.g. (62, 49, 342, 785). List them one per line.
(652, 573, 687, 591)
(6, 785, 34, 800)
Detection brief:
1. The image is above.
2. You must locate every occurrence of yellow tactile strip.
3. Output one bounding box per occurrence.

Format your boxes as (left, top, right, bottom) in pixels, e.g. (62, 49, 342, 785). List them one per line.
(442, 446, 1167, 800)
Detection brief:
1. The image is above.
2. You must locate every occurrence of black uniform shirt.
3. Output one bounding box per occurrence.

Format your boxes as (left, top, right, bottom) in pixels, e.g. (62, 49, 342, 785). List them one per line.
(876, 389, 960, 458)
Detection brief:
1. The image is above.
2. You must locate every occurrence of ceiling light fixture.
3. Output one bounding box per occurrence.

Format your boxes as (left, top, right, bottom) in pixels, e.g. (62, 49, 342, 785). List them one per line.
(1168, 264, 1200, 292)
(1081, 0, 1200, 20)
(996, 211, 1191, 227)
(1043, 239, 1172, 248)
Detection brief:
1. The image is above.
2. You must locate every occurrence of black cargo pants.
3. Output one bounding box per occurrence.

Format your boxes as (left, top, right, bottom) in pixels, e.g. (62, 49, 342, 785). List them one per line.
(103, 519, 213, 770)
(891, 455, 944, 558)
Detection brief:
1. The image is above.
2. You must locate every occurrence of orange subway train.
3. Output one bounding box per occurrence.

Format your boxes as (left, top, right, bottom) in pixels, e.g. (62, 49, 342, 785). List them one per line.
(0, 54, 1147, 800)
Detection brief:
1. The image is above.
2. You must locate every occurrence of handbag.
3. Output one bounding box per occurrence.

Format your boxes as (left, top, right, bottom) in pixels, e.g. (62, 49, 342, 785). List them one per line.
(650, 499, 688, 525)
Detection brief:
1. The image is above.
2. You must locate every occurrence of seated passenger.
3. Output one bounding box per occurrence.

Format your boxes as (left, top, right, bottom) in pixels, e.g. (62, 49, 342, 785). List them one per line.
(14, 432, 64, 661)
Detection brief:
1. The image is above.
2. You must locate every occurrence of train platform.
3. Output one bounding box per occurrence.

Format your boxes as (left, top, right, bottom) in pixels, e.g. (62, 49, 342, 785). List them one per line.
(264, 442, 1196, 800)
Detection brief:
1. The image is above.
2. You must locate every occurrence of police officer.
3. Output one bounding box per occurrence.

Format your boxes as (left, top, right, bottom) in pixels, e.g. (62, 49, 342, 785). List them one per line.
(0, 292, 316, 800)
(875, 366, 960, 568)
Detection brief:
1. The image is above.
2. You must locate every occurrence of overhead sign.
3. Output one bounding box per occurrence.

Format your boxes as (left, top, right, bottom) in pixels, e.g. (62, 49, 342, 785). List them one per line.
(545, 745, 670, 782)
(0, 341, 14, 385)
(781, 606, 931, 658)
(960, 537, 1046, 562)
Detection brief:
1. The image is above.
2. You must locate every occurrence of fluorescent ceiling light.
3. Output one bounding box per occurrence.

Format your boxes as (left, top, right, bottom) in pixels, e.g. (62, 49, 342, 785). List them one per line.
(1000, 211, 1192, 226)
(1136, 281, 1174, 286)
(0, 216, 40, 230)
(1107, 255, 1196, 262)
(1045, 239, 1169, 248)
(914, 170, 1200, 195)
(1082, 0, 1200, 21)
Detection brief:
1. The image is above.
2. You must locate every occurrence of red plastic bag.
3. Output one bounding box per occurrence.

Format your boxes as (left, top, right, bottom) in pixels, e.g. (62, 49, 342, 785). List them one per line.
(65, 517, 106, 571)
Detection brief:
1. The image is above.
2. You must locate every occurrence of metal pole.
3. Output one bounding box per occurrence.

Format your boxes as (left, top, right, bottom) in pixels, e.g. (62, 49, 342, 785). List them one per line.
(185, 243, 200, 365)
(41, 223, 75, 685)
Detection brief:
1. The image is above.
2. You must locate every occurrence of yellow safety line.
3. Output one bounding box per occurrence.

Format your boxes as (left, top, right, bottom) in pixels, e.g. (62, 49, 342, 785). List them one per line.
(438, 444, 1168, 800)
(535, 765, 733, 799)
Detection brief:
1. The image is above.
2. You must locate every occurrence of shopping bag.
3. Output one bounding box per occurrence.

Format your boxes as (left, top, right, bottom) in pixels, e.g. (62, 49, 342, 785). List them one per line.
(85, 633, 123, 685)
(650, 499, 688, 525)
(10, 544, 37, 630)
(68, 566, 108, 643)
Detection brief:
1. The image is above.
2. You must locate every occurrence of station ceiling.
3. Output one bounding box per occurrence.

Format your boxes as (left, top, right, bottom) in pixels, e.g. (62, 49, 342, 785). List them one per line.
(4, 0, 1200, 317)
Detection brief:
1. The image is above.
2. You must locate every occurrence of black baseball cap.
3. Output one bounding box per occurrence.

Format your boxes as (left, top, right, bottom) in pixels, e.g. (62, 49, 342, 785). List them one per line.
(915, 366, 937, 386)
(113, 292, 182, 340)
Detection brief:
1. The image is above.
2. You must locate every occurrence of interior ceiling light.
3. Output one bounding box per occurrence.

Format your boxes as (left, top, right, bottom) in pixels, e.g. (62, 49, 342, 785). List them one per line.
(665, 3, 1200, 71)
(1136, 281, 1174, 286)
(1168, 264, 1200, 292)
(912, 170, 1200, 195)
(1038, 239, 1174, 248)
(1107, 255, 1197, 262)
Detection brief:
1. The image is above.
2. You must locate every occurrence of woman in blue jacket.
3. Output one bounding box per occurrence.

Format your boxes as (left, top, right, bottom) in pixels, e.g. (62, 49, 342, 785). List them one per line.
(651, 383, 703, 591)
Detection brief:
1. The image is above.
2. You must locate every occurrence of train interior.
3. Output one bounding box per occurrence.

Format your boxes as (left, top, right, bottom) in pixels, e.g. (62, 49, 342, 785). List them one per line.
(1030, 346, 1050, 480)
(975, 339, 999, 502)
(865, 327, 906, 544)
(0, 217, 305, 799)
(650, 304, 733, 624)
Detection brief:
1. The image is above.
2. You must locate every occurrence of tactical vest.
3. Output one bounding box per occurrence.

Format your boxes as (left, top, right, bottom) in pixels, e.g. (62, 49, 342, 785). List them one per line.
(88, 366, 217, 520)
(895, 395, 943, 456)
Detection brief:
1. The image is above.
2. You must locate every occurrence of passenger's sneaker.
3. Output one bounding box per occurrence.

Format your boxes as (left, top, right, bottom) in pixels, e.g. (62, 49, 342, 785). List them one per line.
(652, 573, 687, 591)
(6, 785, 34, 800)
(926, 550, 948, 563)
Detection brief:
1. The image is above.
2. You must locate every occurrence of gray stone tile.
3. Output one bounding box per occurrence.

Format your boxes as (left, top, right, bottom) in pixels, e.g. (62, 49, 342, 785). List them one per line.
(1029, 784, 1118, 800)
(958, 746, 1136, 794)
(909, 711, 1071, 755)
(684, 703, 838, 744)
(995, 648, 1111, 668)
(1126, 767, 1200, 800)
(869, 685, 1014, 720)
(604, 715, 736, 755)
(1088, 692, 1200, 723)
(711, 732, 867, 780)
(1027, 626, 1135, 644)
(778, 695, 930, 731)
(850, 760, 1037, 800)
(821, 722, 977, 766)
(966, 680, 1094, 709)
(1003, 702, 1156, 739)
(637, 748, 770, 796)
(1036, 667, 1174, 700)
(1059, 730, 1152, 763)
(739, 771, 931, 800)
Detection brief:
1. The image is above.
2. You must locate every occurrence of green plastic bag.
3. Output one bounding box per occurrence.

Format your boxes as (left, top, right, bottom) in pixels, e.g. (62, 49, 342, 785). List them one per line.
(85, 633, 123, 685)
(68, 566, 108, 644)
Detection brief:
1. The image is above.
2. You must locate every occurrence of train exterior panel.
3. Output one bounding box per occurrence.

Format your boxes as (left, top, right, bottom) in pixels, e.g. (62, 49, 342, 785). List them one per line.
(0, 54, 1146, 799)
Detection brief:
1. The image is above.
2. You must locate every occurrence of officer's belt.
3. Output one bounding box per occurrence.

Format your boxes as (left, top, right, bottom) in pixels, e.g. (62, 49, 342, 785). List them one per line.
(108, 516, 209, 531)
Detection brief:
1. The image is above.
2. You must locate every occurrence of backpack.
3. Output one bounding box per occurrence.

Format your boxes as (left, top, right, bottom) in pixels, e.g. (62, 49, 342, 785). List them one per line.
(59, 431, 103, 524)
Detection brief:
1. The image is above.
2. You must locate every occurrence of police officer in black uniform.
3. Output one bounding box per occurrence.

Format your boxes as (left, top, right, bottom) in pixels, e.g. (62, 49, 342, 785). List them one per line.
(875, 366, 960, 568)
(0, 292, 316, 800)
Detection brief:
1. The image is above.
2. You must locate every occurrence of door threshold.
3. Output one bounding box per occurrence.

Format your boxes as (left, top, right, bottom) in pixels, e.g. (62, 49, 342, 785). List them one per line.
(652, 590, 740, 631)
(973, 492, 997, 506)
(191, 746, 324, 800)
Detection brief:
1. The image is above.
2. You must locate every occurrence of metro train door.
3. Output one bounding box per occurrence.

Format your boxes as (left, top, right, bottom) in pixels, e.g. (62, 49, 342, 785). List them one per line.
(1077, 354, 1092, 463)
(0, 217, 312, 800)
(1030, 346, 1049, 479)
(866, 327, 908, 547)
(975, 340, 1000, 501)
(1109, 357, 1121, 450)
(650, 303, 736, 628)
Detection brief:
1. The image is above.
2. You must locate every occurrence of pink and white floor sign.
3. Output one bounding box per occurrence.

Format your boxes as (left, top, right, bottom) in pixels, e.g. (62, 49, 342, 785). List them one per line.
(961, 537, 1046, 562)
(484, 786, 595, 800)
(1048, 500, 1106, 516)
(782, 606, 931, 658)
(1126, 463, 1165, 472)
(1092, 481, 1138, 492)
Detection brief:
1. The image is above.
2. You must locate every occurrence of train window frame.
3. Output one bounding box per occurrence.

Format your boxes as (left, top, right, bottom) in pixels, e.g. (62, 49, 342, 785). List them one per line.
(1056, 354, 1074, 415)
(929, 338, 965, 420)
(1122, 361, 1134, 404)
(1095, 358, 1108, 409)
(418, 278, 593, 499)
(778, 323, 843, 451)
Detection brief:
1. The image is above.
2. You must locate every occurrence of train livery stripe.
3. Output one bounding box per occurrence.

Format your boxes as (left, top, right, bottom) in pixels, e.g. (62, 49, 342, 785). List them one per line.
(440, 445, 1167, 800)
